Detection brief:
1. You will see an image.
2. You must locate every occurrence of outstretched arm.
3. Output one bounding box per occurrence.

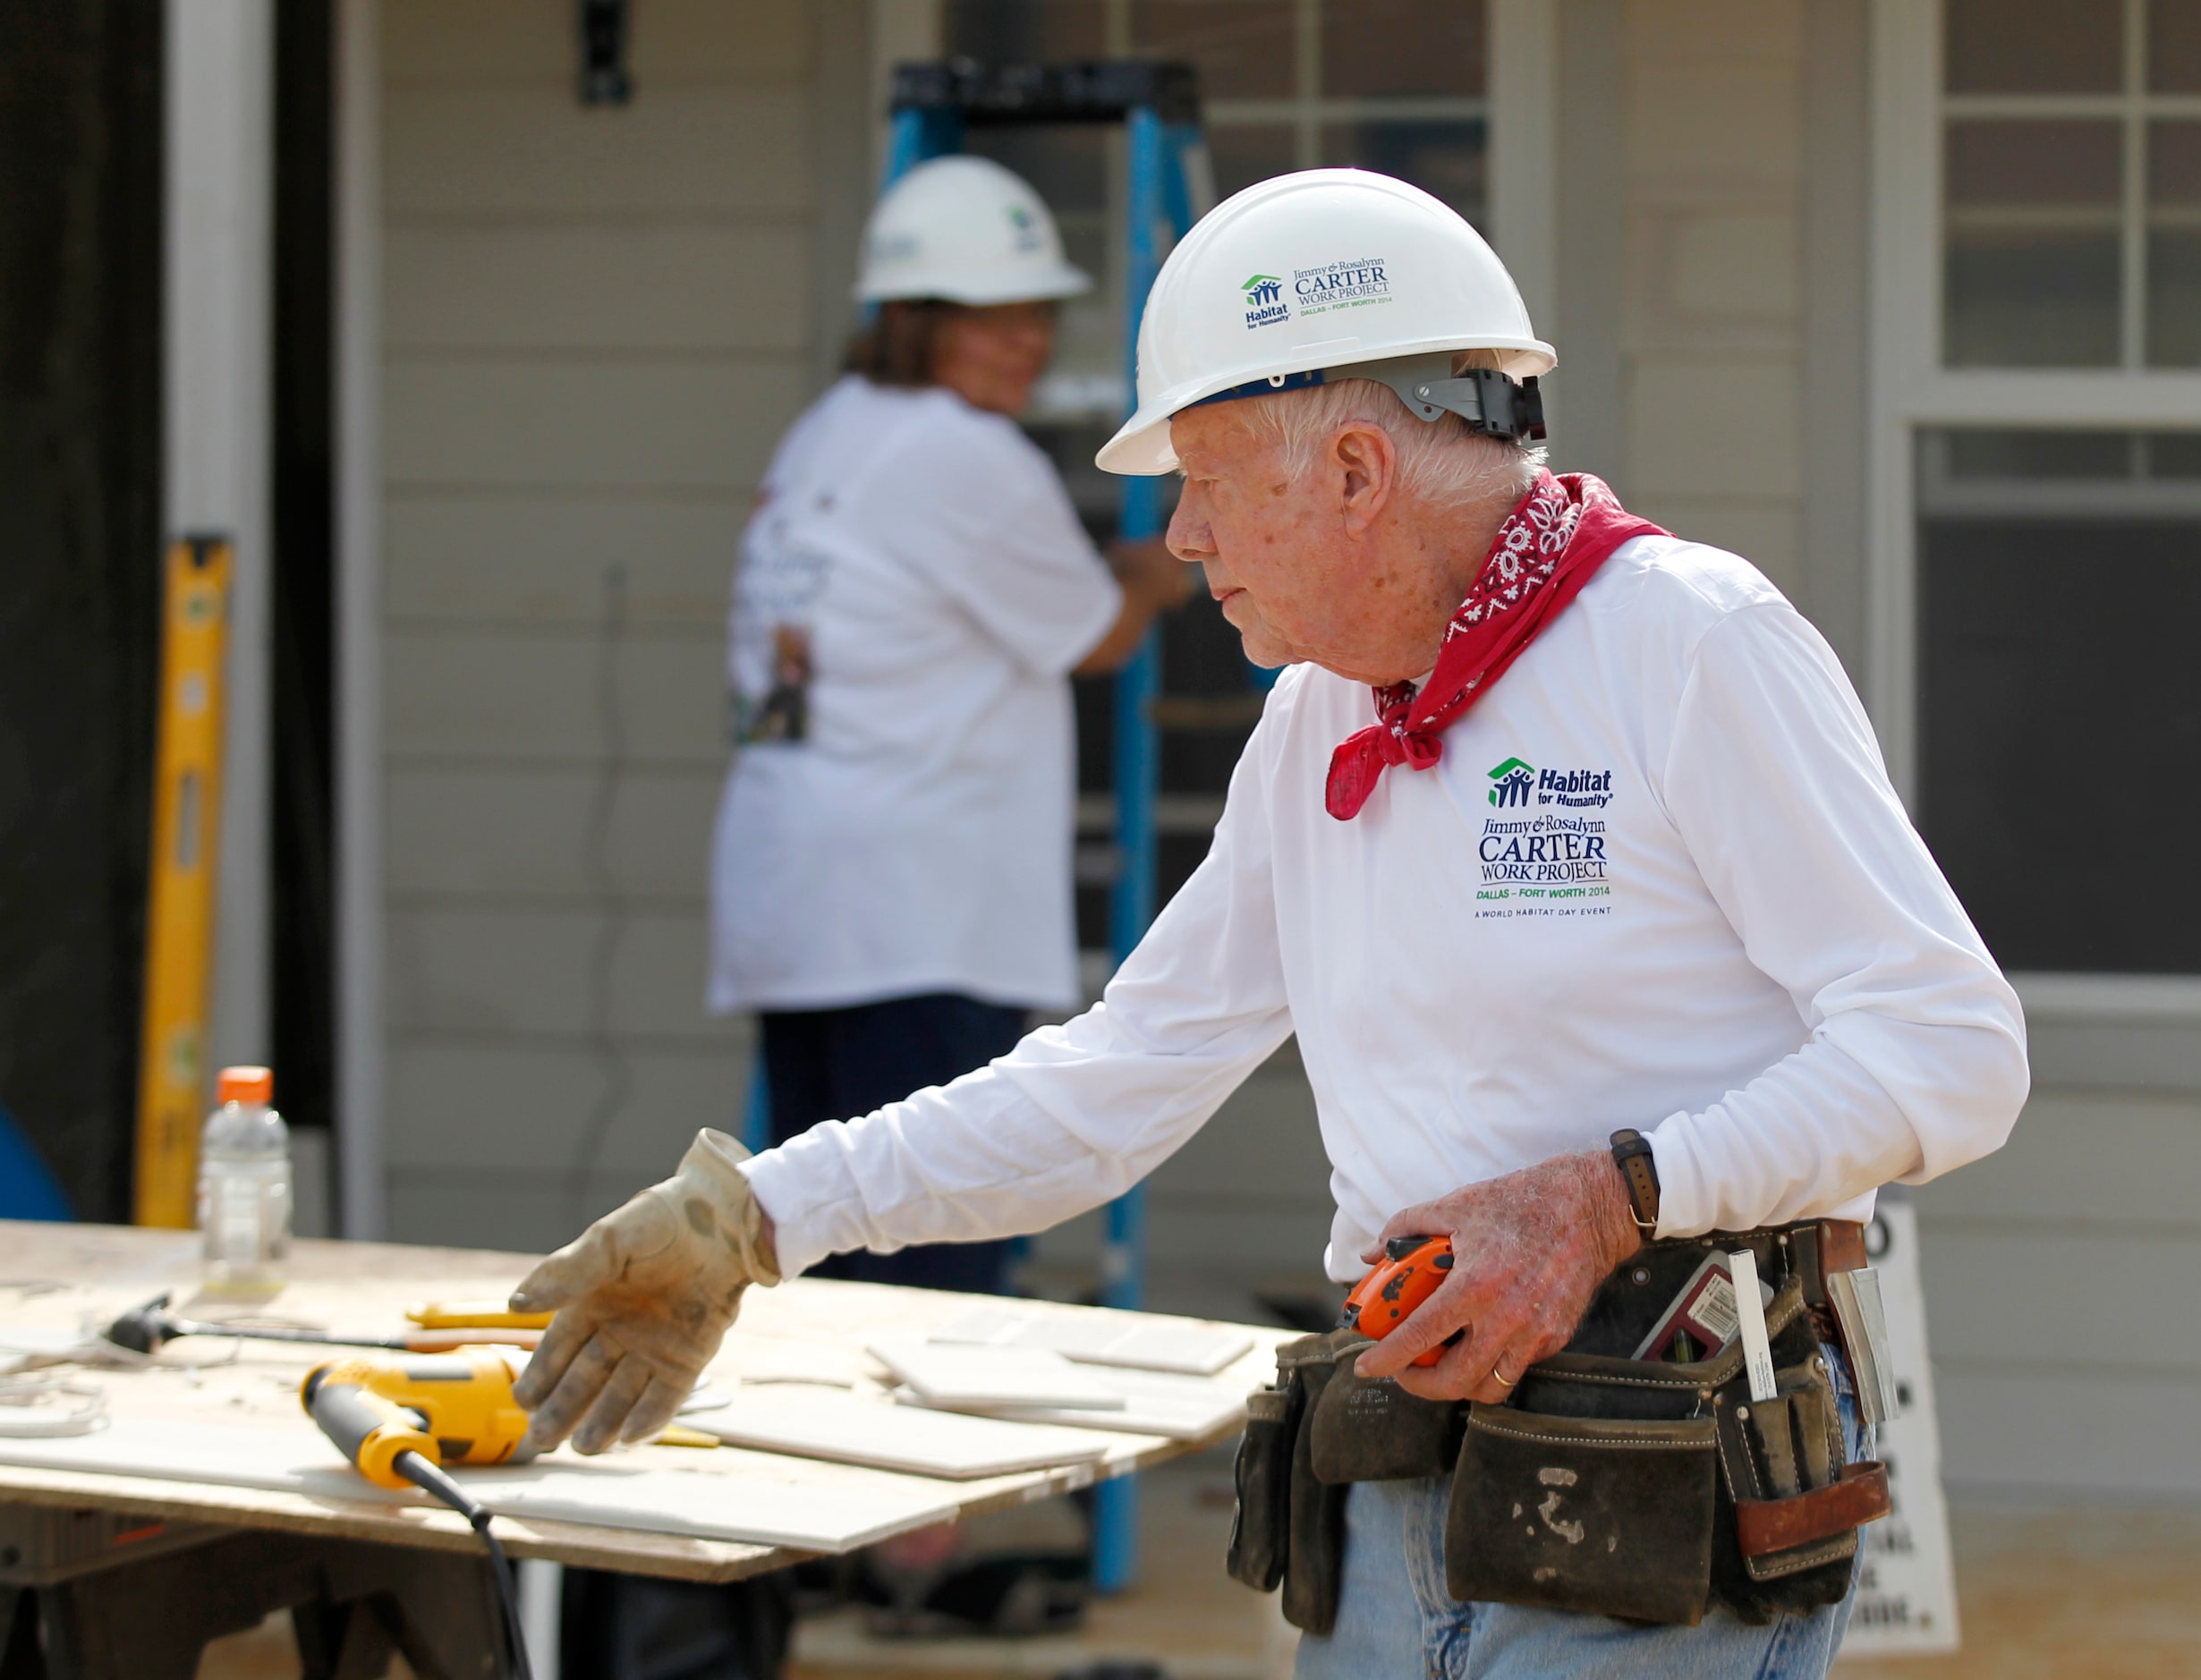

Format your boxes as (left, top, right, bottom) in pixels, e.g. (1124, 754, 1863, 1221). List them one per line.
(513, 689, 1303, 1447)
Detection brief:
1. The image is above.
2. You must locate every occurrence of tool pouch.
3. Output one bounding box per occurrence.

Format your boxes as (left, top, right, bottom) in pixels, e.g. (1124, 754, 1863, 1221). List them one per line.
(1309, 1351, 1463, 1485)
(1226, 1384, 1296, 1592)
(1446, 1404, 1720, 1626)
(1448, 1274, 1882, 1626)
(1711, 1346, 1886, 1619)
(1224, 1330, 1355, 1634)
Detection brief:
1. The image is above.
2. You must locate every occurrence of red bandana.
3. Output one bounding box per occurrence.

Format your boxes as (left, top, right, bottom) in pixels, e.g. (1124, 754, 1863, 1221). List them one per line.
(1325, 471, 1666, 820)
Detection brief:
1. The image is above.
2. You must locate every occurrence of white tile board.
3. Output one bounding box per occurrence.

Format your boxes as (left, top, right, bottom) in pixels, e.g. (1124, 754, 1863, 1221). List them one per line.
(893, 1380, 1245, 1442)
(0, 1327, 104, 1375)
(698, 1393, 1113, 1481)
(929, 1308, 1255, 1377)
(866, 1337, 1124, 1412)
(0, 1419, 959, 1553)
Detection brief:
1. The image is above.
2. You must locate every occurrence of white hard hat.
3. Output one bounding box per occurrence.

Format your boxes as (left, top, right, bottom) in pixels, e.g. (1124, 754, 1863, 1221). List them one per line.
(1098, 169, 1556, 475)
(854, 155, 1092, 307)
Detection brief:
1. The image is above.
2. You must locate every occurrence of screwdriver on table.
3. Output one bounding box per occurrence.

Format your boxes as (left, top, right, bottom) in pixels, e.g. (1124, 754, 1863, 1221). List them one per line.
(101, 1293, 543, 1357)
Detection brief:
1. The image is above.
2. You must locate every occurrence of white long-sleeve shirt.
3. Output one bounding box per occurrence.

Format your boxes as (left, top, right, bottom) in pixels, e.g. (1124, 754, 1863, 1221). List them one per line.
(744, 536, 2030, 1283)
(709, 378, 1120, 1015)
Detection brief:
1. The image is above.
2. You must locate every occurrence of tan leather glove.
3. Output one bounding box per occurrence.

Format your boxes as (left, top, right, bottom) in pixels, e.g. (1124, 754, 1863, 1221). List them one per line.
(509, 1128, 779, 1455)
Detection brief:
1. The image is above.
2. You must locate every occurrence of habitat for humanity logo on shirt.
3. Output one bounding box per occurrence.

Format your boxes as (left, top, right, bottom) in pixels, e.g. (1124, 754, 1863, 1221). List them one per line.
(1475, 757, 1615, 920)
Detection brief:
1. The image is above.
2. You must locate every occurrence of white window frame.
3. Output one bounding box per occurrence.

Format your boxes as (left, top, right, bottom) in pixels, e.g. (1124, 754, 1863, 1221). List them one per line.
(1869, 0, 2201, 1009)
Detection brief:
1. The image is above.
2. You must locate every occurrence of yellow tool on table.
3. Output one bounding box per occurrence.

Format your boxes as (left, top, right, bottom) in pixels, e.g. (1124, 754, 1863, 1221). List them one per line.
(301, 1349, 536, 1677)
(651, 1424, 719, 1449)
(406, 1301, 555, 1332)
(104, 1294, 542, 1356)
(301, 1348, 533, 1489)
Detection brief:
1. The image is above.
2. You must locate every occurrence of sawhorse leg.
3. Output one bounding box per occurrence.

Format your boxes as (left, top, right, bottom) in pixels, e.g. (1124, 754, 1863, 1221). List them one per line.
(0, 1528, 503, 1680)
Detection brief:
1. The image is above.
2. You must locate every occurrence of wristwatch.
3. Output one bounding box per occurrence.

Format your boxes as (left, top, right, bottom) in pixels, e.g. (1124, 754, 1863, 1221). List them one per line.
(1609, 1129, 1661, 1232)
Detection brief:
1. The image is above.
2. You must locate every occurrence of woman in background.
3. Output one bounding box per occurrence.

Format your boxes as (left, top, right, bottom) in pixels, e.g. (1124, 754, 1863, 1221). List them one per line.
(710, 155, 1188, 1296)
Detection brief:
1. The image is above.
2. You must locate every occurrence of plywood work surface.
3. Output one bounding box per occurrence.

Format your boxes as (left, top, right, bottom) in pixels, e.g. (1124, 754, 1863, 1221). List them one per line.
(0, 1223, 1287, 1582)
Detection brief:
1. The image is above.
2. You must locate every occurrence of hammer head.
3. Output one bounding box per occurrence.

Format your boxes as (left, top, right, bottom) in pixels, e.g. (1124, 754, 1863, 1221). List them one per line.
(103, 1293, 179, 1355)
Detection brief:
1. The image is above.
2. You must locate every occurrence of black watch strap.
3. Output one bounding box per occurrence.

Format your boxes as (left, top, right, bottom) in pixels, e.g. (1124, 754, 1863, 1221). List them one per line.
(1609, 1128, 1661, 1231)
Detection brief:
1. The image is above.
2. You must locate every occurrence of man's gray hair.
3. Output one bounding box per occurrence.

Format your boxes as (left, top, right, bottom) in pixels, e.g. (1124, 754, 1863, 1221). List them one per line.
(1230, 350, 1546, 512)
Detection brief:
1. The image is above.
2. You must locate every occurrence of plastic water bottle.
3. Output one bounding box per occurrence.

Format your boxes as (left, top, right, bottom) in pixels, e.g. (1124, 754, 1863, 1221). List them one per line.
(196, 1065, 292, 1293)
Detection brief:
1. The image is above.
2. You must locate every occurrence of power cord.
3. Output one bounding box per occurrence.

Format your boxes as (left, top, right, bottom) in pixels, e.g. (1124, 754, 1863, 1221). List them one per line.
(393, 1449, 535, 1680)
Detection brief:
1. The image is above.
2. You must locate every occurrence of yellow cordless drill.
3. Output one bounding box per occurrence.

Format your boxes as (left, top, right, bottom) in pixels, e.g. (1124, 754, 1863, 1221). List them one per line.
(301, 1348, 537, 1679)
(301, 1347, 535, 1489)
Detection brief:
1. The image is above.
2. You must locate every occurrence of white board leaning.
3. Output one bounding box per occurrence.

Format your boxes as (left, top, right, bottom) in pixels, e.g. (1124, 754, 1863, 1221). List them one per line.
(1837, 1199, 1961, 1656)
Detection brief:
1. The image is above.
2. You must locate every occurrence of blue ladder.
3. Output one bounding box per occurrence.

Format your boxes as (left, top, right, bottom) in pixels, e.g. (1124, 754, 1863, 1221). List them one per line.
(880, 60, 1209, 1595)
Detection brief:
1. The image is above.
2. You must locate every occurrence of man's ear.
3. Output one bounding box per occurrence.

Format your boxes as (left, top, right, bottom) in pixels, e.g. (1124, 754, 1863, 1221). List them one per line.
(1331, 421, 1398, 531)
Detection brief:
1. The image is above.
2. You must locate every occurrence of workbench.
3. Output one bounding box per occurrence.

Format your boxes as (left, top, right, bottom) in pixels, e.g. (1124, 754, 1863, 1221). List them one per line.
(0, 1222, 1284, 1679)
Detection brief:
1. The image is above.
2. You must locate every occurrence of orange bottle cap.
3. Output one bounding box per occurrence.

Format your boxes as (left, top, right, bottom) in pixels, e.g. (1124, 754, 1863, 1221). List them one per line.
(217, 1065, 274, 1105)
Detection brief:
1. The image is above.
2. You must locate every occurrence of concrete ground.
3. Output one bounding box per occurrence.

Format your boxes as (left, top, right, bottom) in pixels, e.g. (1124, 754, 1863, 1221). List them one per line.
(788, 1460, 2201, 1680)
(191, 1462, 2201, 1677)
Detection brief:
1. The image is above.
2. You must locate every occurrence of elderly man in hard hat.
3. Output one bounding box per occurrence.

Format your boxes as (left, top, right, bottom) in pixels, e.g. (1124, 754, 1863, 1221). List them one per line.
(707, 154, 1187, 1302)
(516, 171, 2027, 1676)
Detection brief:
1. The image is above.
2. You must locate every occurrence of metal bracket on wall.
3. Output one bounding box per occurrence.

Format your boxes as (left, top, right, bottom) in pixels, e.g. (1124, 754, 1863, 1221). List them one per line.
(579, 0, 632, 106)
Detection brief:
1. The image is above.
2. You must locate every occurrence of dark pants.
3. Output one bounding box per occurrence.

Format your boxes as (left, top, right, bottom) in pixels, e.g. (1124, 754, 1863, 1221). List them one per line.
(559, 1567, 791, 1680)
(761, 991, 1027, 1296)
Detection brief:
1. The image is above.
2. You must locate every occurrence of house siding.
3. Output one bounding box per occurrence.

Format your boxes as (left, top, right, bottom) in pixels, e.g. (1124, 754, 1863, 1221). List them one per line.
(378, 0, 841, 1243)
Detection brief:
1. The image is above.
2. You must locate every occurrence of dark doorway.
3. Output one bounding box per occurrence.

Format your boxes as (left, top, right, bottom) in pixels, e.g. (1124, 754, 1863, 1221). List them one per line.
(0, 0, 166, 1221)
(272, 0, 337, 1155)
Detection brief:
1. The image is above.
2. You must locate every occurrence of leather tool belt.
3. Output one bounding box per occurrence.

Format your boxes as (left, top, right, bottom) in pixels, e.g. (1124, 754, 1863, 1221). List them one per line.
(1226, 1218, 1893, 1633)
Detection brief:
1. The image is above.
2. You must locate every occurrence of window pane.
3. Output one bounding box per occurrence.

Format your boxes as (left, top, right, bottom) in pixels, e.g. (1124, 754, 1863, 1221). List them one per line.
(1321, 120, 1486, 225)
(1947, 121, 2120, 207)
(1320, 0, 1484, 98)
(2150, 0, 2201, 91)
(1208, 124, 1297, 199)
(2146, 431, 2201, 475)
(1919, 431, 2201, 974)
(1947, 231, 2121, 362)
(1944, 0, 2122, 93)
(2150, 123, 2201, 363)
(1131, 1, 1296, 99)
(1919, 433, 2201, 977)
(1943, 430, 2131, 479)
(1921, 531, 2201, 972)
(1945, 121, 2121, 366)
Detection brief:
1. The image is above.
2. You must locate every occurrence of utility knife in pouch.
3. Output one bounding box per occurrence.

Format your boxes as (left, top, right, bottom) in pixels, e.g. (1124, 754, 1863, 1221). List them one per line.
(1309, 1336, 1462, 1485)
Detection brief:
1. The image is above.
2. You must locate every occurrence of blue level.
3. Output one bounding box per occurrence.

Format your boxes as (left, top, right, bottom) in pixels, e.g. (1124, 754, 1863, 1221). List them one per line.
(881, 60, 1207, 1596)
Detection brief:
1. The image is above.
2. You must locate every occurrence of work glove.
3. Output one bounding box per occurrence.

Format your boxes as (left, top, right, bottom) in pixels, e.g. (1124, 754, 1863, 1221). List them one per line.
(509, 1128, 779, 1455)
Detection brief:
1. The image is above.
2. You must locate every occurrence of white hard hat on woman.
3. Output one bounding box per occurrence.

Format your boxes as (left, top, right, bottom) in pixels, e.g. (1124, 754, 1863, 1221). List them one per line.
(1099, 168, 1556, 475)
(856, 154, 1092, 306)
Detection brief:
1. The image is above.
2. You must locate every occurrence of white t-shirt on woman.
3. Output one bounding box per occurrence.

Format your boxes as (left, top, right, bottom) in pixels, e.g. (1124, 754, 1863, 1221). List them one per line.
(709, 377, 1122, 1015)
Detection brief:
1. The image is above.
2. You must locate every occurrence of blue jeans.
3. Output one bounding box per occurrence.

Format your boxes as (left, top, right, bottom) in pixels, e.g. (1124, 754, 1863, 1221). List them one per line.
(1296, 1358, 1869, 1680)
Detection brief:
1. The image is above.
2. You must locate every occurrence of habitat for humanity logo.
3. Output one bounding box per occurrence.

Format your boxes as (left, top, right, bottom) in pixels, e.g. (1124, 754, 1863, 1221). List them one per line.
(1242, 273, 1289, 328)
(1488, 757, 1535, 808)
(1007, 204, 1042, 252)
